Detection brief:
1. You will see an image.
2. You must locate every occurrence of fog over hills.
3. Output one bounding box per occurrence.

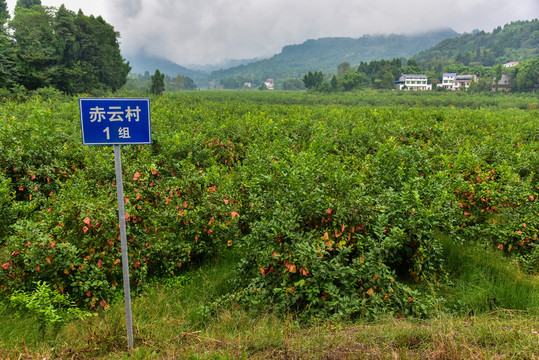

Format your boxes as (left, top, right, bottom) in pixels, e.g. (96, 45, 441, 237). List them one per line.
(127, 28, 458, 82)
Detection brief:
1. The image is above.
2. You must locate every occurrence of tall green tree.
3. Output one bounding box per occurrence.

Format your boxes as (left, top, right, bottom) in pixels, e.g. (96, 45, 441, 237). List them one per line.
(340, 72, 367, 91)
(330, 75, 338, 90)
(0, 0, 9, 28)
(73, 12, 131, 92)
(0, 46, 17, 89)
(337, 62, 352, 78)
(282, 78, 305, 91)
(15, 0, 41, 10)
(182, 76, 196, 90)
(150, 69, 165, 95)
(302, 71, 323, 90)
(10, 5, 59, 90)
(380, 71, 396, 89)
(163, 73, 196, 91)
(0, 0, 17, 89)
(52, 5, 80, 93)
(513, 59, 539, 92)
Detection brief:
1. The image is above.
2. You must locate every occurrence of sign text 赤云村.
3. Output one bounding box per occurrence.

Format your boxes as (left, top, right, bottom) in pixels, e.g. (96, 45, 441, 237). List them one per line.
(79, 98, 151, 145)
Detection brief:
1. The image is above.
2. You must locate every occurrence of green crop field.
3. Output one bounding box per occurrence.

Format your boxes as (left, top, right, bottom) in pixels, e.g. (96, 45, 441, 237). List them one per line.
(0, 90, 538, 358)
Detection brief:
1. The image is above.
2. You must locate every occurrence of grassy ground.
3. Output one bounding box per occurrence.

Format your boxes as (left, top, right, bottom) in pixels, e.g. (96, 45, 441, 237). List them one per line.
(1, 243, 538, 359)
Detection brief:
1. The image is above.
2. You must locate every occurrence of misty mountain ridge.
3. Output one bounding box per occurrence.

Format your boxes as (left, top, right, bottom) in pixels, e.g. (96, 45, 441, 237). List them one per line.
(207, 28, 458, 81)
(128, 54, 266, 77)
(126, 28, 458, 80)
(127, 53, 206, 79)
(185, 58, 266, 73)
(127, 20, 537, 85)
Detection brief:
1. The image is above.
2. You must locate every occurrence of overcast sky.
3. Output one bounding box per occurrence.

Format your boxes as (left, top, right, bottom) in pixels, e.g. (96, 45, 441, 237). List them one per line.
(5, 0, 539, 65)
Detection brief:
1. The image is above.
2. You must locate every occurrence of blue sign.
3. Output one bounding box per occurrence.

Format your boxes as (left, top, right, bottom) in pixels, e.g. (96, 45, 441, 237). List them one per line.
(79, 98, 151, 145)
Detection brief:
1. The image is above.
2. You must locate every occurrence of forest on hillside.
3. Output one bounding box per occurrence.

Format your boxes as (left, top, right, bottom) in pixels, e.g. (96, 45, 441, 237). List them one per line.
(0, 0, 130, 95)
(412, 20, 539, 70)
(210, 29, 458, 87)
(216, 20, 539, 91)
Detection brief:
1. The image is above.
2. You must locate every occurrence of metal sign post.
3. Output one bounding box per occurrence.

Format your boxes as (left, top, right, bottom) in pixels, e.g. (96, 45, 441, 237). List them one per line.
(80, 98, 151, 350)
(114, 144, 134, 348)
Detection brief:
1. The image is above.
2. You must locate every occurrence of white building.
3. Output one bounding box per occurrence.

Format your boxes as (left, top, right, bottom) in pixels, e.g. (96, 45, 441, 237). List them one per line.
(453, 75, 477, 90)
(264, 78, 275, 90)
(439, 73, 456, 89)
(395, 74, 432, 91)
(503, 62, 519, 68)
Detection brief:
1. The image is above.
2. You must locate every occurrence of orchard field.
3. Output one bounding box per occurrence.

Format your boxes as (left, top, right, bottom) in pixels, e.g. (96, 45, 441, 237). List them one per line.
(0, 89, 538, 358)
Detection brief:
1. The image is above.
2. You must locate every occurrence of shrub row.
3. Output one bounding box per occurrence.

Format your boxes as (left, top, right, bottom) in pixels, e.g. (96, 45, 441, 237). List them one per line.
(1, 92, 537, 318)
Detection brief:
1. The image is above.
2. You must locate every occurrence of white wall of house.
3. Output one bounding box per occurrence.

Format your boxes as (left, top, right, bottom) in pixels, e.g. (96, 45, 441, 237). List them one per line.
(453, 75, 477, 90)
(440, 73, 456, 89)
(264, 78, 275, 90)
(397, 75, 432, 91)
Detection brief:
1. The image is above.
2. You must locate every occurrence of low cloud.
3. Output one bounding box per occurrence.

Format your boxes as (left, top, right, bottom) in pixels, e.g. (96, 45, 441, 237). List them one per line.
(108, 0, 538, 65)
(8, 0, 539, 65)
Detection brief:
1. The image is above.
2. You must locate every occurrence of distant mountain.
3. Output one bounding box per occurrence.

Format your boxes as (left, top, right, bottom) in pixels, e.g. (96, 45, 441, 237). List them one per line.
(127, 21, 537, 89)
(412, 20, 539, 68)
(185, 58, 263, 73)
(208, 28, 459, 82)
(127, 53, 205, 79)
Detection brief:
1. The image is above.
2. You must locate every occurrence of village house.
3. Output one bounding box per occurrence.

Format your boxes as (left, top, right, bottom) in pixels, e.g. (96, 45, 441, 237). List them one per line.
(264, 78, 275, 90)
(491, 62, 519, 91)
(437, 73, 477, 91)
(503, 61, 519, 68)
(493, 73, 512, 91)
(394, 74, 432, 91)
(453, 74, 477, 90)
(440, 73, 456, 89)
